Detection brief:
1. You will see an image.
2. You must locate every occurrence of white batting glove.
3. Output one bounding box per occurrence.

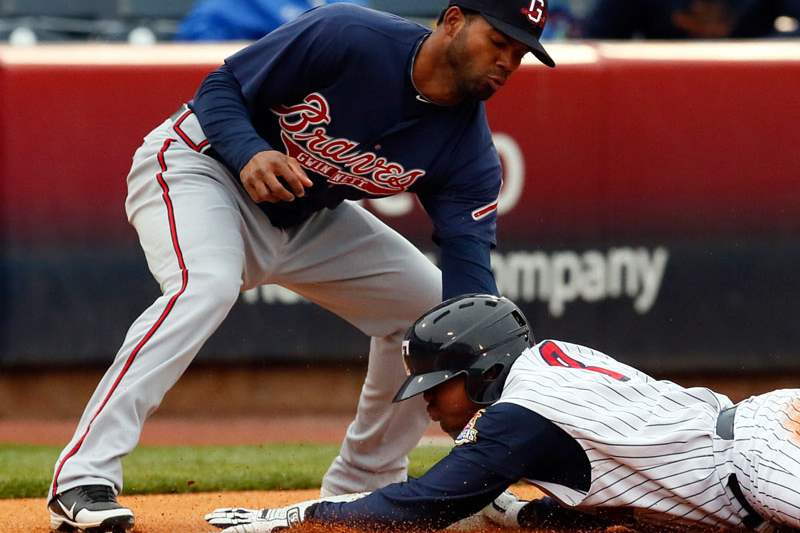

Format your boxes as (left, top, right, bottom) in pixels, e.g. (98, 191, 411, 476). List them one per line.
(213, 506, 301, 533)
(205, 507, 276, 529)
(482, 490, 530, 529)
(206, 492, 370, 530)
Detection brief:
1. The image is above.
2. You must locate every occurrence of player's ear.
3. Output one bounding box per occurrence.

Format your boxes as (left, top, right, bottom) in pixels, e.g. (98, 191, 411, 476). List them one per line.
(441, 6, 467, 37)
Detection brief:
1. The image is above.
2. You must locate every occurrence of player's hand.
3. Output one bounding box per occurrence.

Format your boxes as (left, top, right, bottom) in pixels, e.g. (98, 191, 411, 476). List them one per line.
(205, 493, 370, 531)
(207, 506, 300, 532)
(240, 150, 313, 204)
(491, 495, 636, 530)
(482, 489, 529, 528)
(205, 507, 266, 529)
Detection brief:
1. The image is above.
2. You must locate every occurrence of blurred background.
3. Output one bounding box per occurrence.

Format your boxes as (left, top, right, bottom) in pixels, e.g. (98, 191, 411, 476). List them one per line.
(1, 0, 799, 428)
(1, 0, 798, 44)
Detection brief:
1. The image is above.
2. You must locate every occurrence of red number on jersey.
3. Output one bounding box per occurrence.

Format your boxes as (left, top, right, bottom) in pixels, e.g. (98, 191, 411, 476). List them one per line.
(539, 341, 629, 382)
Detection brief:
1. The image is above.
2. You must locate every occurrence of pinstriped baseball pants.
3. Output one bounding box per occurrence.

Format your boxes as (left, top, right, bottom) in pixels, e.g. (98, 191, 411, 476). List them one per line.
(733, 389, 800, 529)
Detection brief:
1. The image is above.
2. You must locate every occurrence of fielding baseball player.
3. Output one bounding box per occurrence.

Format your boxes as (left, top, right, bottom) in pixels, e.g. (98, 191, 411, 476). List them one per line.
(205, 294, 800, 532)
(47, 2, 556, 532)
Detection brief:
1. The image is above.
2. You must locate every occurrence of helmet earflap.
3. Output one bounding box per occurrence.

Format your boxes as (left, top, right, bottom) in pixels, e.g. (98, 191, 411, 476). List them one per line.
(464, 331, 531, 404)
(464, 363, 503, 404)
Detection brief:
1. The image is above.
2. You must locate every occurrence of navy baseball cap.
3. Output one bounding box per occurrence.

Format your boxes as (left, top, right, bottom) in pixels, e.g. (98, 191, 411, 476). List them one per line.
(448, 0, 555, 68)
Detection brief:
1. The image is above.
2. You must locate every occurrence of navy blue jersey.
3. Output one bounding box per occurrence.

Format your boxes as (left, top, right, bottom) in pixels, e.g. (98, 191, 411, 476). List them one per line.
(307, 402, 590, 529)
(191, 4, 502, 246)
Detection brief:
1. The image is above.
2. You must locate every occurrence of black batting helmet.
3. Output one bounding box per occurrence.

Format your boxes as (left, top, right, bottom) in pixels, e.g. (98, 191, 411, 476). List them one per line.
(393, 294, 533, 405)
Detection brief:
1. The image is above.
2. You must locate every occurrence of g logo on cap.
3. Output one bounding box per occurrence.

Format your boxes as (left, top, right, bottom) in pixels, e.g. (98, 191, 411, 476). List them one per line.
(525, 0, 546, 27)
(449, 0, 555, 67)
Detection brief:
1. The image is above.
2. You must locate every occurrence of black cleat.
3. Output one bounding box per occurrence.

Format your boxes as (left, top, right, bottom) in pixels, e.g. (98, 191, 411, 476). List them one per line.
(48, 485, 134, 532)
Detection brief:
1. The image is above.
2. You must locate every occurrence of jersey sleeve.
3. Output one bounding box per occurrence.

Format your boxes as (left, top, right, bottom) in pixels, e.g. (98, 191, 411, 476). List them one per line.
(417, 106, 501, 297)
(308, 403, 588, 530)
(439, 235, 498, 299)
(192, 65, 271, 173)
(224, 4, 350, 108)
(190, 4, 353, 172)
(417, 106, 502, 247)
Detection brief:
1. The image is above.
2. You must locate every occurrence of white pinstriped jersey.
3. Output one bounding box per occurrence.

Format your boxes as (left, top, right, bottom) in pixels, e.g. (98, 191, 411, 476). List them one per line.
(497, 340, 749, 528)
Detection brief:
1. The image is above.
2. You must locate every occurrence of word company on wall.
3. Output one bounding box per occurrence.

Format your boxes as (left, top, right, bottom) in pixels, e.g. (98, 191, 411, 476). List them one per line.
(243, 247, 669, 318)
(493, 247, 668, 317)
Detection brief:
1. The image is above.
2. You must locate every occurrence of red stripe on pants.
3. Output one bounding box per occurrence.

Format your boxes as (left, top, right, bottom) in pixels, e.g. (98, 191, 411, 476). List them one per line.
(52, 138, 188, 495)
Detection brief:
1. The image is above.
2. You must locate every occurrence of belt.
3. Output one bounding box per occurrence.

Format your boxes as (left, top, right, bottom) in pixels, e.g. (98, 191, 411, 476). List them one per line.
(168, 104, 225, 165)
(715, 404, 737, 440)
(716, 404, 764, 529)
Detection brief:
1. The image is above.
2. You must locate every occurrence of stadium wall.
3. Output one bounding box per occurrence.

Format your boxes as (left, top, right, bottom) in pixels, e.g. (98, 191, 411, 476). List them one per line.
(1, 42, 798, 372)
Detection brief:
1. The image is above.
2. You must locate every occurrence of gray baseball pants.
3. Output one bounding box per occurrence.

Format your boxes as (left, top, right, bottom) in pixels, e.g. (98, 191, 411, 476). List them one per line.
(50, 111, 440, 499)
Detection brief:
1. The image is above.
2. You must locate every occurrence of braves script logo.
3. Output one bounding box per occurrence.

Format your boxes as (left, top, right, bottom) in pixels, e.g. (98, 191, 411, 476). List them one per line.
(522, 0, 547, 28)
(272, 93, 425, 195)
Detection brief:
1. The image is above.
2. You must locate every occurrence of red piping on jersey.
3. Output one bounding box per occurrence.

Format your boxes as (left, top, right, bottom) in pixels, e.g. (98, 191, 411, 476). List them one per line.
(471, 201, 498, 221)
(172, 109, 209, 152)
(52, 138, 189, 495)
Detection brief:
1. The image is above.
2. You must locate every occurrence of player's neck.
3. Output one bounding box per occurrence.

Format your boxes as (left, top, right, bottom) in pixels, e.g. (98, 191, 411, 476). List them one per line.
(412, 32, 463, 106)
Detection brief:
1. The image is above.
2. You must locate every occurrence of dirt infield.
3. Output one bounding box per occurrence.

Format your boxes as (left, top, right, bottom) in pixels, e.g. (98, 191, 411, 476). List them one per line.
(1, 486, 548, 533)
(4, 369, 790, 532)
(2, 489, 321, 533)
